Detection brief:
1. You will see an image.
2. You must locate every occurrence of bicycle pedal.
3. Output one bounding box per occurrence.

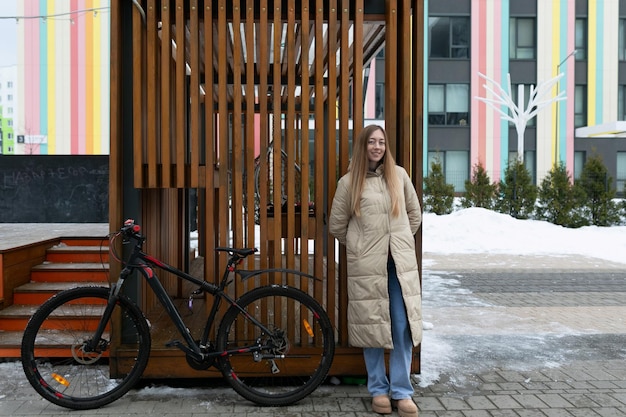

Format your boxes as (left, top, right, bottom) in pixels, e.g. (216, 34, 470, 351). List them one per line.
(165, 339, 182, 348)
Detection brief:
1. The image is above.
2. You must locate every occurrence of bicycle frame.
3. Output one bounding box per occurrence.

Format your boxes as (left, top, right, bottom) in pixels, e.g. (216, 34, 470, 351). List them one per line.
(88, 232, 320, 365)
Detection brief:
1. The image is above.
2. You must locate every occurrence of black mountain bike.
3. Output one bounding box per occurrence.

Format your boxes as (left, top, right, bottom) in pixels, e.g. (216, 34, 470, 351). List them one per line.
(21, 219, 335, 410)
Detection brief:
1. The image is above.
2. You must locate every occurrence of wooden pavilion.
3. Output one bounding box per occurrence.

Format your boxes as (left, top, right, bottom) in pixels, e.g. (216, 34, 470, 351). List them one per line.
(109, 0, 424, 379)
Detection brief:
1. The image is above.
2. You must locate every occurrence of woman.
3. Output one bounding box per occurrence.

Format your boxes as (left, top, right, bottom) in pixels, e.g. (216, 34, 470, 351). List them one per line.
(329, 125, 422, 417)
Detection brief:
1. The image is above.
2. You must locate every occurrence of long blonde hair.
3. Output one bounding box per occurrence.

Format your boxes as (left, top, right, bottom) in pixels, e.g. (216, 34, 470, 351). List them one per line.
(347, 125, 402, 217)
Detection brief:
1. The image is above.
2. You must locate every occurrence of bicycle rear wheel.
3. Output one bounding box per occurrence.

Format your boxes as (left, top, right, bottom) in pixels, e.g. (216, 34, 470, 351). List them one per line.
(21, 286, 151, 410)
(216, 285, 335, 406)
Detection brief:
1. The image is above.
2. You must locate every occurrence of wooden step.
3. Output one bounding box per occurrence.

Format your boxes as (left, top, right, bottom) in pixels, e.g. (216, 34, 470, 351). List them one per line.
(0, 304, 106, 331)
(13, 282, 107, 305)
(0, 330, 111, 358)
(46, 245, 110, 263)
(30, 263, 109, 282)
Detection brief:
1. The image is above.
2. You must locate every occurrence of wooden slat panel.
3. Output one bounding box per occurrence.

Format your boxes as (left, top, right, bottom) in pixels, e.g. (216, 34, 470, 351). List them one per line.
(231, 0, 244, 257)
(244, 1, 256, 272)
(325, 0, 338, 338)
(217, 0, 229, 278)
(175, 0, 186, 187)
(271, 0, 283, 274)
(285, 0, 296, 275)
(385, 0, 398, 151)
(132, 3, 145, 188)
(160, 1, 172, 187)
(189, 0, 200, 188)
(299, 0, 311, 285)
(146, 0, 158, 188)
(257, 0, 270, 275)
(313, 0, 324, 307)
(203, 0, 217, 286)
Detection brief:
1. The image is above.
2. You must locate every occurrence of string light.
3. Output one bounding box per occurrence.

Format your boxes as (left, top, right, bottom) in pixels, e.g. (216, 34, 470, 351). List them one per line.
(0, 6, 109, 23)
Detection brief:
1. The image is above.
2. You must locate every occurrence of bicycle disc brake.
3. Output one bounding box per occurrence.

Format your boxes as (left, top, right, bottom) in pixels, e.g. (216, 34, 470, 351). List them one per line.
(71, 342, 104, 365)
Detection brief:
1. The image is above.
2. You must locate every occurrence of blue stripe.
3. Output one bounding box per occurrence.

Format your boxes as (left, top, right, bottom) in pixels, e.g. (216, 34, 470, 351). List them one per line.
(500, 0, 510, 178)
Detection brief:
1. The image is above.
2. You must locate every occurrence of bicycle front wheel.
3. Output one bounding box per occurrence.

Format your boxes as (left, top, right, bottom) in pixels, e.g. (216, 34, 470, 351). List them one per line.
(21, 286, 151, 410)
(216, 285, 335, 406)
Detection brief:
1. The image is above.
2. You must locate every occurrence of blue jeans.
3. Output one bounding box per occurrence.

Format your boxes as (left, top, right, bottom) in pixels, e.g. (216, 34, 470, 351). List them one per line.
(363, 258, 414, 400)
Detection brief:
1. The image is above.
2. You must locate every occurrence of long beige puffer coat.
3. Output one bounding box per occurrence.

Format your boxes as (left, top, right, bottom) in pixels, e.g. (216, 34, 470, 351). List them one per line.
(329, 164, 422, 349)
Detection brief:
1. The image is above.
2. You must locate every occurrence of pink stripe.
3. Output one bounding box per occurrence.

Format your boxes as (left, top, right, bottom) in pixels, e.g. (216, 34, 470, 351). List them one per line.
(70, 0, 79, 153)
(470, 1, 487, 168)
(24, 1, 40, 135)
(365, 63, 376, 118)
(78, 8, 86, 154)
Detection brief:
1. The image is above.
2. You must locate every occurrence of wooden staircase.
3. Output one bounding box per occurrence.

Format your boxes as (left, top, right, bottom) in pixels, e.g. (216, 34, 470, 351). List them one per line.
(0, 239, 109, 358)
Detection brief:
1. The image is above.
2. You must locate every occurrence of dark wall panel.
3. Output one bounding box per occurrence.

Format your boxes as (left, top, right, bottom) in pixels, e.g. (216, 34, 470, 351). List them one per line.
(0, 155, 109, 223)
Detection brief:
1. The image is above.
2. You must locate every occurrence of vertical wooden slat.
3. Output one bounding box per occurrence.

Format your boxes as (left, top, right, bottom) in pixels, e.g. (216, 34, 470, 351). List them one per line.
(258, 0, 269, 274)
(132, 1, 145, 188)
(286, 1, 296, 274)
(271, 0, 282, 273)
(335, 0, 350, 345)
(385, 0, 398, 152)
(313, 0, 324, 303)
(299, 0, 311, 284)
(175, 0, 186, 187)
(245, 0, 256, 268)
(231, 1, 245, 313)
(398, 0, 412, 168)
(109, 0, 122, 274)
(326, 0, 338, 332)
(160, 1, 172, 187)
(232, 0, 244, 257)
(413, 0, 425, 270)
(203, 0, 217, 288)
(352, 0, 364, 136)
(217, 0, 229, 272)
(190, 0, 200, 188)
(146, 0, 158, 188)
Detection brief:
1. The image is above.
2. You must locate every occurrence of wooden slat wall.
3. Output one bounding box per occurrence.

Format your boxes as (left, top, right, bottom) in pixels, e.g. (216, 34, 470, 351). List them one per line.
(113, 0, 424, 376)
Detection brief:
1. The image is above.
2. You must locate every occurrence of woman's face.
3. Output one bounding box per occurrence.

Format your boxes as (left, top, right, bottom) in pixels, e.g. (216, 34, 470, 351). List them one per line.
(366, 129, 386, 169)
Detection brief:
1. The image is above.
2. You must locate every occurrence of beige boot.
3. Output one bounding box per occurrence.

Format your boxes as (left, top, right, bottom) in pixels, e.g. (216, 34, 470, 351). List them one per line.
(392, 398, 418, 417)
(372, 395, 392, 414)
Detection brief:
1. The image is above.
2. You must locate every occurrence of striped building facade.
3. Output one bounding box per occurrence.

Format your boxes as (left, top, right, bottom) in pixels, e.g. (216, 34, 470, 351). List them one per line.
(425, 0, 626, 193)
(16, 0, 110, 155)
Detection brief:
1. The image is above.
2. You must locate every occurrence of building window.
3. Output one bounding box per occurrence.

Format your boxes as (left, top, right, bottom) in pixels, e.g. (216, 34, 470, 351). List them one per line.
(7, 133, 12, 139)
(428, 17, 470, 58)
(508, 151, 536, 185)
(7, 107, 12, 114)
(575, 19, 587, 60)
(620, 19, 626, 61)
(619, 85, 626, 121)
(617, 152, 626, 195)
(510, 17, 535, 59)
(7, 120, 12, 127)
(574, 151, 585, 180)
(511, 84, 536, 127)
(7, 94, 12, 101)
(574, 85, 587, 128)
(427, 150, 469, 192)
(6, 81, 12, 88)
(428, 83, 470, 126)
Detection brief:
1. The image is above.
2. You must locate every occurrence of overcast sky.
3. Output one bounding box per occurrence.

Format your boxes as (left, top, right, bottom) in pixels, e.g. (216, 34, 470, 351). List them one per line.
(0, 1, 18, 67)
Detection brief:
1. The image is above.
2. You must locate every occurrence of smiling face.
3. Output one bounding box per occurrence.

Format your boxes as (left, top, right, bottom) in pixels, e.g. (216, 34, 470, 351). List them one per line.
(366, 128, 386, 170)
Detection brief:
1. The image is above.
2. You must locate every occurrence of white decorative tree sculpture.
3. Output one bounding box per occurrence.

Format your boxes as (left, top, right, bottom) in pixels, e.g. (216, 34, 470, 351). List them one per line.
(475, 72, 564, 162)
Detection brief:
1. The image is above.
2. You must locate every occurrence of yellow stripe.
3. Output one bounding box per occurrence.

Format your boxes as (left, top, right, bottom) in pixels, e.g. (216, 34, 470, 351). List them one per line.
(588, 0, 597, 125)
(551, 1, 560, 164)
